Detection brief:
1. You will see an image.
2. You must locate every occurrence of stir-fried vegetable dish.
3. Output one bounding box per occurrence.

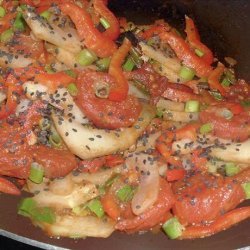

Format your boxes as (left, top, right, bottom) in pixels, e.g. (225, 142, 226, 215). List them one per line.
(0, 0, 249, 240)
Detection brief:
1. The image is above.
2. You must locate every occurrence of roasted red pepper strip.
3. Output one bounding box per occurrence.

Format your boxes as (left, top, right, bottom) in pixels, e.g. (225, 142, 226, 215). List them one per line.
(59, 3, 117, 58)
(185, 16, 214, 65)
(0, 177, 20, 195)
(159, 31, 212, 78)
(208, 63, 227, 95)
(108, 39, 131, 101)
(180, 207, 250, 239)
(93, 0, 120, 40)
(35, 72, 75, 92)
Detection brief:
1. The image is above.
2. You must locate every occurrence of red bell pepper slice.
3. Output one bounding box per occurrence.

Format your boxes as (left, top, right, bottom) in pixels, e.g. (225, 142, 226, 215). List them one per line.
(0, 177, 20, 195)
(159, 31, 213, 78)
(108, 38, 131, 101)
(185, 16, 214, 65)
(93, 0, 120, 40)
(166, 169, 186, 182)
(180, 206, 250, 239)
(59, 3, 117, 58)
(208, 63, 227, 95)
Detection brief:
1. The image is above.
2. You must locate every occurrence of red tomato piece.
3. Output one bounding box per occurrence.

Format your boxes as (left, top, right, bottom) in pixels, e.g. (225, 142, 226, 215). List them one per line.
(166, 169, 186, 182)
(76, 71, 141, 129)
(0, 177, 20, 195)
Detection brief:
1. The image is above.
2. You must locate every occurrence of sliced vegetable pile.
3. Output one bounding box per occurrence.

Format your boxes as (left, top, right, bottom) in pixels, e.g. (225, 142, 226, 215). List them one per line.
(0, 0, 249, 240)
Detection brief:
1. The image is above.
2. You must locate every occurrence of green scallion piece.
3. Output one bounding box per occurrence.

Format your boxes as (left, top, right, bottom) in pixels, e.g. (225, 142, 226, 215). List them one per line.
(40, 10, 51, 20)
(221, 77, 231, 87)
(0, 28, 14, 43)
(116, 185, 134, 202)
(156, 108, 164, 118)
(49, 132, 62, 148)
(123, 57, 135, 72)
(67, 83, 78, 96)
(13, 12, 25, 31)
(105, 174, 120, 188)
(20, 4, 27, 11)
(225, 162, 239, 177)
(221, 108, 233, 120)
(39, 118, 51, 130)
(100, 17, 110, 29)
(194, 48, 204, 57)
(179, 66, 196, 81)
(64, 69, 77, 78)
(0, 6, 6, 18)
(209, 91, 223, 101)
(44, 64, 55, 74)
(77, 49, 98, 66)
(87, 199, 105, 218)
(18, 198, 37, 217)
(200, 123, 213, 134)
(241, 182, 250, 199)
(31, 207, 56, 224)
(162, 217, 184, 239)
(240, 100, 250, 108)
(130, 47, 143, 67)
(29, 163, 44, 184)
(185, 100, 200, 113)
(96, 57, 111, 71)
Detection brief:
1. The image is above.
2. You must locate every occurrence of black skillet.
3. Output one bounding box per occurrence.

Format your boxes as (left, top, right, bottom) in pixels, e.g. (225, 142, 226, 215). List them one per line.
(0, 0, 250, 249)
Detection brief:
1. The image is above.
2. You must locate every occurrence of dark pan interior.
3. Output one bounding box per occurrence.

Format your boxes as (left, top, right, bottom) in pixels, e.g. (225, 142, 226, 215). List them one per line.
(1, 0, 250, 249)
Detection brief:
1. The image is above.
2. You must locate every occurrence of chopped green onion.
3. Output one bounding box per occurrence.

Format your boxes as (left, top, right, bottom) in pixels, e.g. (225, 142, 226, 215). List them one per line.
(18, 198, 37, 217)
(195, 48, 204, 57)
(179, 66, 196, 81)
(40, 10, 51, 20)
(49, 132, 62, 148)
(100, 17, 110, 29)
(0, 28, 13, 43)
(0, 6, 6, 18)
(116, 185, 134, 202)
(185, 100, 200, 113)
(221, 77, 231, 87)
(225, 162, 239, 177)
(76, 49, 98, 66)
(221, 108, 233, 120)
(72, 204, 89, 216)
(123, 57, 135, 71)
(156, 108, 164, 118)
(87, 199, 105, 218)
(96, 57, 111, 71)
(130, 47, 143, 67)
(98, 185, 106, 196)
(241, 182, 250, 199)
(200, 123, 213, 134)
(105, 174, 120, 188)
(39, 118, 50, 130)
(29, 163, 44, 184)
(240, 100, 250, 108)
(147, 38, 155, 46)
(209, 91, 223, 100)
(20, 4, 27, 10)
(44, 64, 55, 74)
(18, 198, 56, 224)
(162, 217, 184, 239)
(64, 69, 77, 78)
(31, 207, 56, 224)
(13, 12, 25, 31)
(67, 83, 78, 96)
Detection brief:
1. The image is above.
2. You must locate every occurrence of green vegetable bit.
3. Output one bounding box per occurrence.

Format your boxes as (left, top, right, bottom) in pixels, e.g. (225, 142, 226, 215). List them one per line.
(194, 48, 204, 57)
(123, 57, 135, 72)
(179, 66, 196, 81)
(77, 49, 98, 66)
(13, 12, 25, 31)
(18, 198, 36, 217)
(0, 29, 14, 43)
(64, 69, 77, 78)
(29, 163, 44, 184)
(96, 57, 111, 71)
(225, 162, 239, 177)
(67, 83, 78, 96)
(116, 185, 134, 202)
(185, 100, 200, 112)
(200, 123, 213, 134)
(242, 182, 250, 199)
(87, 199, 105, 218)
(0, 6, 6, 18)
(49, 132, 62, 148)
(40, 10, 51, 20)
(100, 17, 110, 29)
(162, 217, 184, 239)
(240, 100, 250, 107)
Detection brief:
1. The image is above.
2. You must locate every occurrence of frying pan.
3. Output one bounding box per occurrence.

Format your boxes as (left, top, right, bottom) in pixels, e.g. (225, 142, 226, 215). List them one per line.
(0, 0, 250, 249)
